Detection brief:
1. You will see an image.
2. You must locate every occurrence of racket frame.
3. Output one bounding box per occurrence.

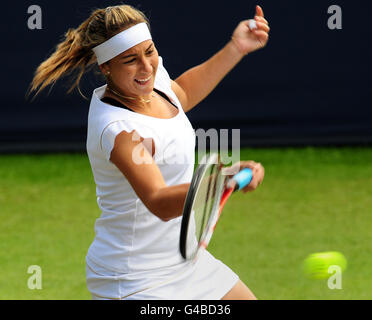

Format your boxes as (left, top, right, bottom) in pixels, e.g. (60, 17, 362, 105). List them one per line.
(180, 153, 227, 261)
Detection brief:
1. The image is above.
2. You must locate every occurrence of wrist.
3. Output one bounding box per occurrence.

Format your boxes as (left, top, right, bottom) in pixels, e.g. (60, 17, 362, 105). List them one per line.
(229, 36, 248, 58)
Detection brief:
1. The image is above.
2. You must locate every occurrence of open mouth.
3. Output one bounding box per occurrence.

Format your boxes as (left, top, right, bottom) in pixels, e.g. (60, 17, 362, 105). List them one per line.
(134, 75, 152, 86)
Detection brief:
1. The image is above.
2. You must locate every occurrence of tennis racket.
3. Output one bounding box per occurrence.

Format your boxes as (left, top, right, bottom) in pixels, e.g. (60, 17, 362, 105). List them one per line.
(179, 152, 253, 262)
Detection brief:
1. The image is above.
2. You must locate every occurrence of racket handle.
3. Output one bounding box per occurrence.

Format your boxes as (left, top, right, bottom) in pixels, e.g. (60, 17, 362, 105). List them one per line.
(232, 168, 253, 190)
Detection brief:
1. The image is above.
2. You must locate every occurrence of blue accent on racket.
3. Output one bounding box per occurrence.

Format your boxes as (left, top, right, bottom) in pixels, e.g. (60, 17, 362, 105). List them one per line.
(232, 168, 253, 190)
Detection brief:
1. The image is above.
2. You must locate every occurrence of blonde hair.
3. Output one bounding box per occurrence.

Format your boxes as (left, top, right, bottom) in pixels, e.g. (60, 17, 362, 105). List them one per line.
(27, 4, 150, 100)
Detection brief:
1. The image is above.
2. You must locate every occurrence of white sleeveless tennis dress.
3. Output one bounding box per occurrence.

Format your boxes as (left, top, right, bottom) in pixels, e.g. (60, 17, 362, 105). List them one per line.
(85, 56, 239, 300)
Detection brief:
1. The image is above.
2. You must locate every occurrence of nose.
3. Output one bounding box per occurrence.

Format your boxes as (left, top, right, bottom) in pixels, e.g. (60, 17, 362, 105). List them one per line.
(138, 56, 153, 74)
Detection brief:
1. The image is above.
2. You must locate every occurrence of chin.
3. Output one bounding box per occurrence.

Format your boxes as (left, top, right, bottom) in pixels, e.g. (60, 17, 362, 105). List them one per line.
(137, 81, 155, 94)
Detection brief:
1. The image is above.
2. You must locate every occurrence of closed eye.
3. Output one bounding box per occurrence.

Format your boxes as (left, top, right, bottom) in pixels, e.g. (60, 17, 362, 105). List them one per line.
(123, 50, 154, 64)
(123, 58, 136, 64)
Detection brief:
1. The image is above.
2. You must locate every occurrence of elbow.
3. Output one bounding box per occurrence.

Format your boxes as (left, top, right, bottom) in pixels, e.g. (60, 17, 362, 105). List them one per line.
(144, 186, 185, 222)
(146, 196, 174, 222)
(149, 207, 173, 222)
(159, 216, 172, 222)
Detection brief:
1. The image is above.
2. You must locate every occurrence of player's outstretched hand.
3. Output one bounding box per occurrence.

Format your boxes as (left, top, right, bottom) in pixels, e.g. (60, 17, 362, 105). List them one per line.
(230, 5, 270, 56)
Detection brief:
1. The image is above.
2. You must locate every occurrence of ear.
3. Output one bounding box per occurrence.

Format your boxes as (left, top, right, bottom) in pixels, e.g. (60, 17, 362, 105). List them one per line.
(99, 62, 110, 75)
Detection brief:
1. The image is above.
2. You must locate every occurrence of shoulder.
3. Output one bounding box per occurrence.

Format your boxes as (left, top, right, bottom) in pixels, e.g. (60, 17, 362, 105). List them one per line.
(171, 80, 188, 112)
(156, 56, 189, 112)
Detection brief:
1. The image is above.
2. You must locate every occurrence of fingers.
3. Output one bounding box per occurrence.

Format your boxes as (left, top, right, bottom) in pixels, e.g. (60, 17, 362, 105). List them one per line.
(222, 160, 265, 192)
(253, 21, 270, 33)
(256, 5, 264, 18)
(222, 160, 254, 177)
(254, 6, 269, 35)
(222, 162, 241, 176)
(238, 161, 264, 193)
(239, 160, 260, 171)
(227, 160, 262, 173)
(255, 15, 269, 26)
(252, 30, 269, 44)
(245, 19, 269, 31)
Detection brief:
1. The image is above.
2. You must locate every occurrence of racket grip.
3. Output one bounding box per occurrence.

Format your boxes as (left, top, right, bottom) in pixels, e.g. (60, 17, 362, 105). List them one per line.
(232, 168, 253, 190)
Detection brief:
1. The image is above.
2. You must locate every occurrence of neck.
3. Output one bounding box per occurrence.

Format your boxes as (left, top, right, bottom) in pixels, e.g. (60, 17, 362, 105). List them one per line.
(107, 85, 154, 108)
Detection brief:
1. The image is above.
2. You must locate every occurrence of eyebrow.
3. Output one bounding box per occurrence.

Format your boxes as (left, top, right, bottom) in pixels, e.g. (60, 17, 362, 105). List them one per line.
(119, 43, 154, 60)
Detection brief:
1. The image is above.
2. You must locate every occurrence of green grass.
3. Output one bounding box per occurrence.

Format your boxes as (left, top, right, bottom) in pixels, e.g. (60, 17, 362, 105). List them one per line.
(0, 154, 98, 300)
(1, 147, 372, 299)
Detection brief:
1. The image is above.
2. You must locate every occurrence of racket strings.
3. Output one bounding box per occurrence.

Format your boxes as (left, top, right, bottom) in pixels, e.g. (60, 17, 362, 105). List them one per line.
(181, 153, 229, 260)
(197, 165, 218, 239)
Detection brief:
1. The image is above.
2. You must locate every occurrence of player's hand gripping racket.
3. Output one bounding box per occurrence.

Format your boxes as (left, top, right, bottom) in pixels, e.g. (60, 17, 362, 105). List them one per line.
(180, 153, 253, 262)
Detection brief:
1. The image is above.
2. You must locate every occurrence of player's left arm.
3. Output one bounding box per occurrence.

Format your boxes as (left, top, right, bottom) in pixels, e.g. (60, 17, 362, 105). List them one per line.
(171, 5, 269, 113)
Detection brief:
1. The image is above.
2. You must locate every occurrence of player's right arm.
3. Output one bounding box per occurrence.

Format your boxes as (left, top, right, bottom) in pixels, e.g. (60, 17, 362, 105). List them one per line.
(109, 130, 190, 222)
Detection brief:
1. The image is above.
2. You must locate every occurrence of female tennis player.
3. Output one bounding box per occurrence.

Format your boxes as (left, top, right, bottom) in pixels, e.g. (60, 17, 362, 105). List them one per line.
(28, 4, 268, 300)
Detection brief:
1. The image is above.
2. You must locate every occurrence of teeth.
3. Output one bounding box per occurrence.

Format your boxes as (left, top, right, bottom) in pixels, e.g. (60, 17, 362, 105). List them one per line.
(136, 75, 152, 83)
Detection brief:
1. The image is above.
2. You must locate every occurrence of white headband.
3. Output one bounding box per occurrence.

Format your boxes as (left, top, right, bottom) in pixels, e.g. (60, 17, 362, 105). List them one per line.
(92, 22, 152, 65)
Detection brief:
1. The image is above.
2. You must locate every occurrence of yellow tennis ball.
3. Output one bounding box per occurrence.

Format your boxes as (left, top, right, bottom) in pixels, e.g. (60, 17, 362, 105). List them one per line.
(303, 251, 347, 280)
